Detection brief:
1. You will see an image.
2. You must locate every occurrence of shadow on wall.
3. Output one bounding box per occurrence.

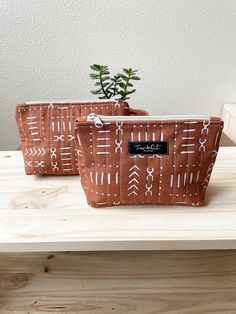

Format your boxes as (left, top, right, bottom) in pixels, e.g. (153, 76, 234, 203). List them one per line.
(220, 133, 236, 147)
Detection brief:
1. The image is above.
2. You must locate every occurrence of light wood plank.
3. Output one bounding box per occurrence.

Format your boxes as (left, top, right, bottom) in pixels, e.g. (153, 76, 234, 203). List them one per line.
(221, 104, 236, 146)
(0, 148, 236, 252)
(1, 251, 236, 313)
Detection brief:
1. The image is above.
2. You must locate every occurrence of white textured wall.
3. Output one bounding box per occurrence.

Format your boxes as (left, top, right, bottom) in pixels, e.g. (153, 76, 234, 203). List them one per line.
(1, 0, 236, 149)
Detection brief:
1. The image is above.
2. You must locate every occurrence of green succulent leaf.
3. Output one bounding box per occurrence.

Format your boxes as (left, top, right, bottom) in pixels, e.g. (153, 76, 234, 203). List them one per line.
(98, 95, 108, 99)
(118, 82, 126, 89)
(89, 64, 140, 100)
(90, 64, 101, 71)
(130, 76, 141, 80)
(119, 90, 125, 95)
(91, 89, 102, 95)
(117, 73, 128, 80)
(100, 70, 110, 75)
(90, 73, 100, 79)
(101, 76, 110, 82)
(123, 68, 131, 75)
(126, 89, 136, 95)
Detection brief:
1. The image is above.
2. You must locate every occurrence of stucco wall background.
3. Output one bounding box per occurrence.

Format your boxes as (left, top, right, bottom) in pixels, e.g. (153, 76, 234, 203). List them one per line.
(1, 0, 236, 150)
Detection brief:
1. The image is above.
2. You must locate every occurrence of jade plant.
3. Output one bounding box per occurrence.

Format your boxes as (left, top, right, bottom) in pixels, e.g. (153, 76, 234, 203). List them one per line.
(89, 64, 141, 100)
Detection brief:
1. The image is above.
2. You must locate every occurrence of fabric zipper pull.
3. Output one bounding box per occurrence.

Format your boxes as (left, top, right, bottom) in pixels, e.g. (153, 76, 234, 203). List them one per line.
(87, 113, 103, 127)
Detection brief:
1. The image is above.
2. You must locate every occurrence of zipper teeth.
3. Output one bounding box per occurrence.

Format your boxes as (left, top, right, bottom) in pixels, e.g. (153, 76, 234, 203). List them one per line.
(25, 99, 120, 105)
(88, 114, 211, 122)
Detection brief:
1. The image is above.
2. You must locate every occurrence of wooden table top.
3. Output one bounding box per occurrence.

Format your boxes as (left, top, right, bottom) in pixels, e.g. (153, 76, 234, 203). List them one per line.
(0, 148, 235, 252)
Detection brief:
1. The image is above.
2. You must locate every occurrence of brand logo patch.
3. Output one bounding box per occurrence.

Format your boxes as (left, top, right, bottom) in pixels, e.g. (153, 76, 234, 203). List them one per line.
(129, 141, 169, 155)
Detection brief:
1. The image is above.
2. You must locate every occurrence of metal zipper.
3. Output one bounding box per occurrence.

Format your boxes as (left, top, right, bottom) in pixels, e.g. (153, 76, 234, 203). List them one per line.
(87, 113, 211, 127)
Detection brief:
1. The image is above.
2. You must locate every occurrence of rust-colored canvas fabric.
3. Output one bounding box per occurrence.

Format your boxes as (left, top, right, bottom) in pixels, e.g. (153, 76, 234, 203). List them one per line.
(75, 116, 223, 207)
(16, 100, 148, 175)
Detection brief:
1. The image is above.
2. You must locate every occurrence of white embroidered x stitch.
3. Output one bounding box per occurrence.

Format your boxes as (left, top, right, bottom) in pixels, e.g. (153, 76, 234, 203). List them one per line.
(50, 147, 57, 158)
(35, 161, 45, 168)
(54, 135, 64, 141)
(145, 183, 153, 196)
(68, 135, 75, 141)
(52, 161, 59, 171)
(202, 162, 214, 190)
(115, 139, 122, 152)
(146, 167, 154, 180)
(199, 138, 206, 152)
(212, 150, 218, 157)
(116, 121, 123, 135)
(201, 121, 210, 134)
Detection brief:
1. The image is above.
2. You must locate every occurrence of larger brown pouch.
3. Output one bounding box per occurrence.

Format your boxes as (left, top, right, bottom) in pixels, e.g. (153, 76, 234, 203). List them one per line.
(75, 114, 223, 207)
(15, 100, 148, 175)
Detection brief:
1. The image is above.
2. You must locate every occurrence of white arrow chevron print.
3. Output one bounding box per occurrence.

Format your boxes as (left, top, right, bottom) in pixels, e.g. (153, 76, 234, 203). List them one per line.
(128, 178, 139, 184)
(129, 165, 140, 171)
(25, 147, 45, 157)
(128, 191, 138, 196)
(128, 184, 138, 191)
(128, 165, 140, 197)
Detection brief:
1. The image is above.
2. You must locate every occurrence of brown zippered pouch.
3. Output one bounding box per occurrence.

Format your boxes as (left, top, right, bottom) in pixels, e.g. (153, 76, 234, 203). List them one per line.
(16, 100, 148, 175)
(75, 114, 223, 207)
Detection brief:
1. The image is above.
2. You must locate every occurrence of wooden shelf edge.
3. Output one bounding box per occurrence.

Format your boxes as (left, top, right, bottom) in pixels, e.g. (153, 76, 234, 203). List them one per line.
(1, 239, 236, 253)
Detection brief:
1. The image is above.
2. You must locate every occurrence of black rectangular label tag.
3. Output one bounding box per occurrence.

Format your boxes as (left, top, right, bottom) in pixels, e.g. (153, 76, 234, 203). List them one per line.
(129, 141, 168, 155)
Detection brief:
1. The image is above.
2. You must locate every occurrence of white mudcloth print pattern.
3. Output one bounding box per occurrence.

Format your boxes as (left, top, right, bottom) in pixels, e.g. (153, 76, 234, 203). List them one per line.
(96, 129, 111, 155)
(18, 101, 129, 175)
(128, 165, 140, 197)
(75, 116, 222, 207)
(145, 167, 154, 196)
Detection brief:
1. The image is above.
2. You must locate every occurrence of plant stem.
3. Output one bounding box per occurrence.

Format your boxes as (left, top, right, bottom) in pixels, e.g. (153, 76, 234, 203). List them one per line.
(122, 73, 131, 100)
(99, 72, 110, 99)
(113, 79, 118, 96)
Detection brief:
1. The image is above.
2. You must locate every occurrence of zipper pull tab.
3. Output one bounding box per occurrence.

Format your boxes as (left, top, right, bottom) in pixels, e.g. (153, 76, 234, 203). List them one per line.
(87, 113, 103, 127)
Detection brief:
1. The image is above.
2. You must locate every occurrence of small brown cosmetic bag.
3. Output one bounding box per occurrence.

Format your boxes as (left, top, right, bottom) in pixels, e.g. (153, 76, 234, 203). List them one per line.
(75, 114, 223, 207)
(16, 100, 148, 175)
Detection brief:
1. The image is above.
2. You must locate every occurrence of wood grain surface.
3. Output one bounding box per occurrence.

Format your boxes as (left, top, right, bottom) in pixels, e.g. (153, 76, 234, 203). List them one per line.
(0, 148, 236, 252)
(221, 104, 236, 146)
(1, 149, 236, 312)
(1, 251, 236, 313)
